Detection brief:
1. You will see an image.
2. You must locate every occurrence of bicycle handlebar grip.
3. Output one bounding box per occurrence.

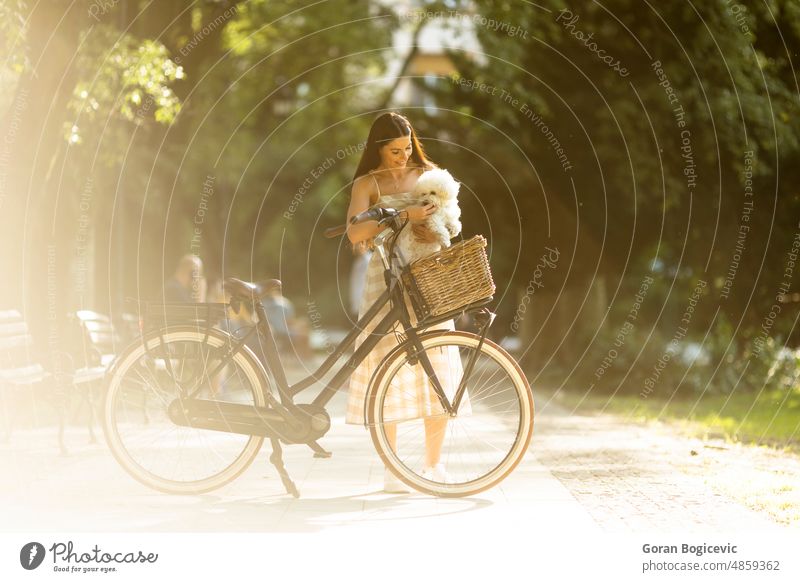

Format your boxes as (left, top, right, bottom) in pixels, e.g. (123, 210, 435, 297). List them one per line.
(350, 207, 384, 225)
(324, 224, 347, 238)
(350, 207, 399, 225)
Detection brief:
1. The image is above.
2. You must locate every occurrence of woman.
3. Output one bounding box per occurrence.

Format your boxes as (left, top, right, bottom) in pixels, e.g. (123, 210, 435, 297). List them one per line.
(345, 112, 460, 493)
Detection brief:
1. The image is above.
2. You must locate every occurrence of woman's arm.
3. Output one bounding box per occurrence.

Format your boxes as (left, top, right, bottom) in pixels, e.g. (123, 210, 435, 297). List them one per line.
(346, 175, 435, 244)
(346, 176, 385, 244)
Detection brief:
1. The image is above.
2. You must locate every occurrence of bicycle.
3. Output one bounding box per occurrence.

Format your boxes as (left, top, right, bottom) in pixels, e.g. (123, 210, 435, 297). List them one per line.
(102, 207, 534, 497)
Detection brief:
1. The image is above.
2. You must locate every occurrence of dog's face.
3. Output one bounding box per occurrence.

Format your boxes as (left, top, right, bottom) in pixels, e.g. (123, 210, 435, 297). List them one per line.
(418, 189, 443, 209)
(414, 169, 460, 208)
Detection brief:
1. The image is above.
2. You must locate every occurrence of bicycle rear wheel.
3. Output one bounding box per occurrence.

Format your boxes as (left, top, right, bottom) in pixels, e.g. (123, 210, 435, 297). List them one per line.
(367, 331, 533, 497)
(103, 327, 269, 494)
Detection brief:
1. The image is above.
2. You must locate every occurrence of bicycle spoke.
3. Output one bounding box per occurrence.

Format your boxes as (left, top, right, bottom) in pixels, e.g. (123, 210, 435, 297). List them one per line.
(371, 334, 532, 496)
(105, 331, 267, 493)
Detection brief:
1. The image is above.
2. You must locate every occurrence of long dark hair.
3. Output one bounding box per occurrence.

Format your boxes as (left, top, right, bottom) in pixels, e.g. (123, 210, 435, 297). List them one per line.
(352, 112, 436, 186)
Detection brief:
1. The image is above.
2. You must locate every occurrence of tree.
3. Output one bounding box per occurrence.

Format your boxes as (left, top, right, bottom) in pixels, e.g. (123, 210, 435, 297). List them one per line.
(0, 0, 399, 352)
(420, 0, 800, 392)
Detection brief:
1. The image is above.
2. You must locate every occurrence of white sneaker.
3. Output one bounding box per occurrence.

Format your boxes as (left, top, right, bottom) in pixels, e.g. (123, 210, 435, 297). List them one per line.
(383, 468, 410, 493)
(421, 463, 451, 483)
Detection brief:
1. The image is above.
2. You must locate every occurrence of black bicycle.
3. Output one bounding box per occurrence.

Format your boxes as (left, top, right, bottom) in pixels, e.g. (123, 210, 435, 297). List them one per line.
(102, 208, 534, 497)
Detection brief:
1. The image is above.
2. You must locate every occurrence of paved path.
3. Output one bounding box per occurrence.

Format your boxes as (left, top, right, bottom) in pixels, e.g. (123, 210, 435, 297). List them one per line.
(0, 379, 790, 535)
(0, 394, 588, 534)
(6, 366, 800, 581)
(534, 399, 798, 531)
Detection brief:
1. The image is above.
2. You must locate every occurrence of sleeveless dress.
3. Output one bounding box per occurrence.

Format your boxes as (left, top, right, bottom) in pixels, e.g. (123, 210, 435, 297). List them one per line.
(345, 173, 471, 425)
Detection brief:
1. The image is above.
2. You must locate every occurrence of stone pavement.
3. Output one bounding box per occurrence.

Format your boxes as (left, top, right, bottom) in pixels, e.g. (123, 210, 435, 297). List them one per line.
(0, 360, 790, 535)
(0, 394, 590, 534)
(533, 401, 794, 531)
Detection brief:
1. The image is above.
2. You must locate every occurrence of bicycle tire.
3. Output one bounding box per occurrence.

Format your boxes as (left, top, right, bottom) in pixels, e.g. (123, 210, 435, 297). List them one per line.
(102, 326, 270, 494)
(366, 330, 533, 497)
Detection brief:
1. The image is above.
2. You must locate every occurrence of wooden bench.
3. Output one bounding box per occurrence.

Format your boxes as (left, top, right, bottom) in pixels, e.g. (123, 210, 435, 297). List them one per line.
(0, 310, 68, 451)
(0, 309, 128, 453)
(71, 310, 123, 383)
(70, 310, 130, 442)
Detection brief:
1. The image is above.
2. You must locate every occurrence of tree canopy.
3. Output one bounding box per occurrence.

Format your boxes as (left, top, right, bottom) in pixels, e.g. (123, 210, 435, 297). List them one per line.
(2, 0, 798, 396)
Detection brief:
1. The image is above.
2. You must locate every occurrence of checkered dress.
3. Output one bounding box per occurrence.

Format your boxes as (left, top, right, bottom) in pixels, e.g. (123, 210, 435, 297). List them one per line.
(345, 186, 471, 425)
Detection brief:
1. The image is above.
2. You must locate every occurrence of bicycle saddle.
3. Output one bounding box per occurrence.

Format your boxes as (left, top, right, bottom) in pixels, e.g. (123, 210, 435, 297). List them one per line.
(223, 277, 282, 300)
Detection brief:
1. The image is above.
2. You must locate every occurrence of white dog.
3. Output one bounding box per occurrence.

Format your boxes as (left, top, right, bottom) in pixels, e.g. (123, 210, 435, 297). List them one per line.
(396, 168, 462, 264)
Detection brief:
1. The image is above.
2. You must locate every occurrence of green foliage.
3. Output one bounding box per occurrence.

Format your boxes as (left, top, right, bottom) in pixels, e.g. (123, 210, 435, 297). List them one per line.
(66, 25, 183, 146)
(5, 0, 799, 394)
(158, 0, 397, 315)
(578, 288, 800, 399)
(556, 385, 800, 449)
(0, 0, 28, 73)
(421, 0, 800, 392)
(2, 0, 397, 318)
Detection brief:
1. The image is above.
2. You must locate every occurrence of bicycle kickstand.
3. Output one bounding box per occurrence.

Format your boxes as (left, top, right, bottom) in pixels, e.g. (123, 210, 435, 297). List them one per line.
(269, 438, 300, 498)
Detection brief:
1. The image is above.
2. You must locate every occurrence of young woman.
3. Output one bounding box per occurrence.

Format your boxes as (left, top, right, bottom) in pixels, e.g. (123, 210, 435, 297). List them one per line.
(345, 112, 463, 493)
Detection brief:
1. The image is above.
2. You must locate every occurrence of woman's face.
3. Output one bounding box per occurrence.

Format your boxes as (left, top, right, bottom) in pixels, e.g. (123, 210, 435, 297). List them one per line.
(379, 135, 412, 169)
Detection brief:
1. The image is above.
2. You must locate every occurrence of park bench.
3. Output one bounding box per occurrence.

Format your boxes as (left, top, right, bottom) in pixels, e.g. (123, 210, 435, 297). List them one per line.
(71, 310, 123, 382)
(70, 310, 130, 443)
(0, 310, 70, 452)
(0, 309, 130, 453)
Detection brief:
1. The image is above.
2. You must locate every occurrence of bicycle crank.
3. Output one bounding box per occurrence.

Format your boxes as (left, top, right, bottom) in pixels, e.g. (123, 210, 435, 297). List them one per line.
(167, 399, 330, 444)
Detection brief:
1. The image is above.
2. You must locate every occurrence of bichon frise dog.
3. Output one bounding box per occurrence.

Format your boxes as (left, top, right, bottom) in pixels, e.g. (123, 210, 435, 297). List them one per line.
(396, 168, 462, 263)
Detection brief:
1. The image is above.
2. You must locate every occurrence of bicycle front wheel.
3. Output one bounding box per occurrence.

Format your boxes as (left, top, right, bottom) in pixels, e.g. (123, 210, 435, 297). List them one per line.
(103, 327, 269, 494)
(367, 331, 534, 497)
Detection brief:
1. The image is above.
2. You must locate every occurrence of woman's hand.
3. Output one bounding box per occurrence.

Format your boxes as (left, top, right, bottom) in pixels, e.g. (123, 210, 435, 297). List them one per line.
(404, 202, 436, 223)
(412, 224, 438, 244)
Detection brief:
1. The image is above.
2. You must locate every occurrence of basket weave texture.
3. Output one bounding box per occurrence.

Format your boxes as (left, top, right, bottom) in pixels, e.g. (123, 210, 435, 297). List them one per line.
(402, 235, 495, 319)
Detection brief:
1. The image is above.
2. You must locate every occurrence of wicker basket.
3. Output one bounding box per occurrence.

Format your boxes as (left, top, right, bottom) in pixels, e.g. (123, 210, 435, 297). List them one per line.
(402, 235, 495, 319)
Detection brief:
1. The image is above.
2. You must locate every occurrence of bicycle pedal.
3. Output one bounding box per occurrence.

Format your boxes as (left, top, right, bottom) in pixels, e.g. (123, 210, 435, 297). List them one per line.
(308, 441, 332, 458)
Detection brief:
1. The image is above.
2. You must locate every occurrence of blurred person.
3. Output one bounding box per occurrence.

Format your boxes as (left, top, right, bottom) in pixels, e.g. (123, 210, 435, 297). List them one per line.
(164, 254, 206, 302)
(262, 286, 310, 358)
(262, 286, 295, 341)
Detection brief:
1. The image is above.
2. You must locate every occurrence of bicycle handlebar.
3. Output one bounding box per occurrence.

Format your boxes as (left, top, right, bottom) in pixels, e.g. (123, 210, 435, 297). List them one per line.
(324, 207, 403, 239)
(349, 206, 400, 225)
(323, 225, 347, 238)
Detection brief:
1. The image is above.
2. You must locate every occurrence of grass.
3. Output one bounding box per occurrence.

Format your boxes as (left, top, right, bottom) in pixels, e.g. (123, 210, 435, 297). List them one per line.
(547, 387, 800, 451)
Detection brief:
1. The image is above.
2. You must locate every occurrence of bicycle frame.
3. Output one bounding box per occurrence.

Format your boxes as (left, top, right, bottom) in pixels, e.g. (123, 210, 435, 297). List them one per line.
(169, 259, 493, 428)
(251, 266, 494, 420)
(145, 218, 494, 434)
(109, 218, 515, 499)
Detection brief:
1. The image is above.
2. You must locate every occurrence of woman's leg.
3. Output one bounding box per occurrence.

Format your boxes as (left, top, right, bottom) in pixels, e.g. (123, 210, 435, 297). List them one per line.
(386, 417, 447, 466)
(385, 421, 397, 452)
(424, 416, 448, 467)
(422, 324, 455, 467)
